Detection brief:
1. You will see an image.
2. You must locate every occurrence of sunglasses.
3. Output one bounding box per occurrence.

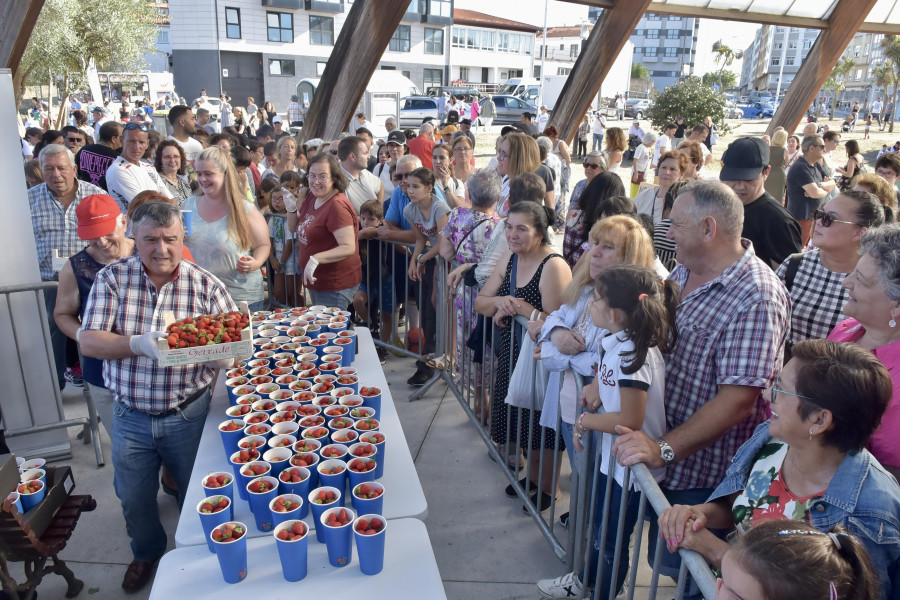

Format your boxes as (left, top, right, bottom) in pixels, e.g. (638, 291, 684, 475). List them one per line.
(814, 209, 858, 228)
(584, 162, 602, 169)
(329, 150, 338, 155)
(123, 123, 149, 132)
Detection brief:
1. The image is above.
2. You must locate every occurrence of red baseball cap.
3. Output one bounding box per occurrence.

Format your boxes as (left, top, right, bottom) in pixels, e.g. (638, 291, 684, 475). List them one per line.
(76, 194, 121, 240)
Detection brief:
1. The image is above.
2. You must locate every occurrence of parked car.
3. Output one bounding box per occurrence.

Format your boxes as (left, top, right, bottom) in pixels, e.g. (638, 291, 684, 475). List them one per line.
(623, 99, 651, 119)
(479, 95, 538, 125)
(425, 86, 484, 101)
(740, 102, 775, 119)
(191, 97, 222, 118)
(724, 101, 744, 119)
(400, 96, 440, 128)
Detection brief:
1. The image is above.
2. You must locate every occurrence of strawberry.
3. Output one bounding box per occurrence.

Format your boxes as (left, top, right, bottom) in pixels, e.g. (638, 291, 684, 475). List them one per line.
(220, 421, 242, 432)
(291, 521, 306, 536)
(213, 523, 245, 542)
(349, 459, 374, 472)
(279, 468, 307, 483)
(362, 433, 385, 444)
(360, 386, 381, 397)
(272, 497, 298, 512)
(297, 406, 318, 416)
(248, 479, 273, 493)
(342, 398, 363, 406)
(355, 418, 379, 431)
(199, 496, 229, 514)
(356, 517, 384, 535)
(331, 418, 352, 429)
(354, 483, 383, 499)
(313, 490, 337, 505)
(17, 481, 41, 494)
(320, 465, 345, 475)
(322, 447, 343, 458)
(293, 441, 318, 452)
(352, 444, 375, 457)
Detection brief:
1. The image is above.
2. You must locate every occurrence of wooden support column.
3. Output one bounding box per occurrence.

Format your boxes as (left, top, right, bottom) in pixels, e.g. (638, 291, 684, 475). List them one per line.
(548, 0, 652, 144)
(1, 0, 44, 78)
(300, 0, 408, 143)
(766, 0, 879, 136)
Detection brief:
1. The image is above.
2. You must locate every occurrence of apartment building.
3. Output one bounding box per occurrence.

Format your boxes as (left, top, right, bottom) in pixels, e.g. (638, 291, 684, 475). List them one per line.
(739, 25, 819, 96)
(839, 32, 887, 107)
(449, 9, 539, 86)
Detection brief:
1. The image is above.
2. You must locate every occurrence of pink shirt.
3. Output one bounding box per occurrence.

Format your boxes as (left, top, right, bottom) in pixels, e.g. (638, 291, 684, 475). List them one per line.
(828, 318, 900, 469)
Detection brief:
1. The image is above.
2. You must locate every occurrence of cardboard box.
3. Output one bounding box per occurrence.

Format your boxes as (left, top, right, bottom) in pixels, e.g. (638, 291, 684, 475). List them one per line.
(0, 454, 75, 540)
(156, 301, 254, 368)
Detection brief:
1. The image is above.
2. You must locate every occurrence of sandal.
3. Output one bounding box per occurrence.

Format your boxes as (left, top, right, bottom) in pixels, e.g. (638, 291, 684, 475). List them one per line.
(424, 354, 446, 370)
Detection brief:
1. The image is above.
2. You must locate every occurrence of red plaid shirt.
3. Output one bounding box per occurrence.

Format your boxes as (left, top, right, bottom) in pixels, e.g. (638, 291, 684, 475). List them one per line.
(664, 240, 790, 491)
(81, 256, 236, 413)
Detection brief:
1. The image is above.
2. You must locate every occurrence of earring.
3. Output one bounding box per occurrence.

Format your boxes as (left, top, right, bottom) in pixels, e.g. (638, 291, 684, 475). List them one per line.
(809, 429, 814, 441)
(890, 318, 897, 328)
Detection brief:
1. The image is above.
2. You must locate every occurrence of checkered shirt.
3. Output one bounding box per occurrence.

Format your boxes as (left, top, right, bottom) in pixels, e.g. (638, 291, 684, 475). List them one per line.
(28, 180, 105, 280)
(80, 256, 237, 413)
(775, 248, 849, 346)
(287, 101, 304, 123)
(664, 240, 790, 491)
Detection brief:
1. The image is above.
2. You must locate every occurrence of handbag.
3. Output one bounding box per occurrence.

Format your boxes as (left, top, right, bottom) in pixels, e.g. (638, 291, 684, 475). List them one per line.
(505, 309, 549, 411)
(631, 169, 645, 185)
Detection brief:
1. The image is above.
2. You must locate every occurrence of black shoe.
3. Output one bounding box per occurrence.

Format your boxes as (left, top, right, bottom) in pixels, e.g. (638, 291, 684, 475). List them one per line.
(406, 369, 433, 386)
(505, 478, 537, 498)
(523, 490, 556, 513)
(559, 511, 570, 528)
(376, 347, 388, 365)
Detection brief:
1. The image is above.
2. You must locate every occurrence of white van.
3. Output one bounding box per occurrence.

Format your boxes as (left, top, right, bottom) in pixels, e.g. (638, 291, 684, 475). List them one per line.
(296, 71, 420, 139)
(497, 77, 540, 98)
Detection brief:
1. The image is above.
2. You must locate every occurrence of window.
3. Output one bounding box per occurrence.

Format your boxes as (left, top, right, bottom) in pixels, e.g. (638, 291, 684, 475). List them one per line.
(853, 45, 860, 57)
(559, 43, 565, 50)
(856, 68, 863, 80)
(667, 29, 679, 39)
(646, 29, 659, 39)
(786, 57, 794, 66)
(225, 7, 241, 39)
(268, 59, 295, 76)
(316, 62, 327, 76)
(788, 40, 797, 49)
(570, 43, 578, 58)
(425, 28, 443, 54)
(665, 47, 677, 57)
(645, 47, 658, 57)
(424, 68, 442, 90)
(557, 67, 571, 75)
(267, 12, 293, 43)
(390, 25, 411, 52)
(804, 39, 812, 49)
(647, 14, 660, 20)
(157, 29, 170, 44)
(452, 27, 463, 48)
(459, 66, 469, 80)
(771, 57, 780, 66)
(310, 15, 334, 45)
(429, 0, 451, 18)
(481, 31, 494, 50)
(774, 42, 782, 50)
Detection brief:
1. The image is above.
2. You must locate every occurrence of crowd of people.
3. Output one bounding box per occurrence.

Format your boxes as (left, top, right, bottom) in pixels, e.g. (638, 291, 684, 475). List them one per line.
(19, 87, 900, 599)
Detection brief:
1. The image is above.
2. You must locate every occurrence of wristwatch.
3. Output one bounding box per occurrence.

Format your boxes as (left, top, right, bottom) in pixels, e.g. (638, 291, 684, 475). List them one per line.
(657, 439, 675, 465)
(417, 254, 428, 264)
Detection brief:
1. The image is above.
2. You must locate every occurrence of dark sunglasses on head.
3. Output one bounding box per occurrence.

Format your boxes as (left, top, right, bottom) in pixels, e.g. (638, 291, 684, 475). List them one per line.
(123, 123, 148, 132)
(814, 209, 858, 228)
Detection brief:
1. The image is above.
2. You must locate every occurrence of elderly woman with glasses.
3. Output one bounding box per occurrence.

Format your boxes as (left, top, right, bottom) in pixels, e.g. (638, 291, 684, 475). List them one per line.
(658, 338, 900, 599)
(451, 135, 476, 183)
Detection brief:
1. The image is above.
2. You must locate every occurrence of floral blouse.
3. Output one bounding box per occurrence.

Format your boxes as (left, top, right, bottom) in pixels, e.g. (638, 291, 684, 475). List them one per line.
(732, 440, 824, 535)
(440, 207, 500, 264)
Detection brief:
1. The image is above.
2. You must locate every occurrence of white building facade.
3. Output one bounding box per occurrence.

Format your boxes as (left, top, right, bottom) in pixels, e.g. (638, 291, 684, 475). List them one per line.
(448, 9, 539, 86)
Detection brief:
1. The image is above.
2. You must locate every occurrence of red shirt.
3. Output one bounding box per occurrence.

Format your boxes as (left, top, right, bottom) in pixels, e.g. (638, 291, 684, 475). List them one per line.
(406, 136, 435, 170)
(249, 163, 262, 189)
(295, 191, 361, 291)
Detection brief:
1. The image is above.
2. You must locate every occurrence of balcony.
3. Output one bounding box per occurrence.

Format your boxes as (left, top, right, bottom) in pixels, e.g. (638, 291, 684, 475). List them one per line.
(261, 0, 302, 7)
(303, 0, 343, 12)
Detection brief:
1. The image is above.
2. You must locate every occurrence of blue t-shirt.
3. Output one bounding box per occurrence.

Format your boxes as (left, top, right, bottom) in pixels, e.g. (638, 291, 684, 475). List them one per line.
(384, 185, 446, 231)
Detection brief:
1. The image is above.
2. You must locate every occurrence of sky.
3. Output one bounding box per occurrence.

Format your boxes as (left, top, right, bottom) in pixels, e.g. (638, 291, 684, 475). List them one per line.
(453, 0, 762, 76)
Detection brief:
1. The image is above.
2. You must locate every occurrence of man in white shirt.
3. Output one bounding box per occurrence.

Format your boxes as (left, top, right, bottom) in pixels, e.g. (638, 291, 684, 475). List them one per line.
(537, 106, 550, 133)
(339, 136, 384, 213)
(651, 123, 677, 176)
(615, 96, 625, 121)
(166, 105, 204, 166)
(872, 97, 884, 128)
(592, 112, 606, 152)
(106, 124, 173, 212)
(628, 120, 645, 142)
(91, 106, 110, 140)
(685, 124, 713, 173)
(220, 94, 233, 128)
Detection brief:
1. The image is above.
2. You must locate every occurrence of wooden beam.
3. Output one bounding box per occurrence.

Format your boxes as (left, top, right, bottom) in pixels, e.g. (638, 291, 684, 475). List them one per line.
(548, 0, 652, 145)
(299, 0, 408, 143)
(766, 0, 880, 137)
(1, 0, 44, 78)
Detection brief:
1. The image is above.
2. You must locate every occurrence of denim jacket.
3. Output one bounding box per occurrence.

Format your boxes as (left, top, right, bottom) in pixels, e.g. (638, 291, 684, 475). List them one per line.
(537, 286, 607, 428)
(709, 421, 900, 600)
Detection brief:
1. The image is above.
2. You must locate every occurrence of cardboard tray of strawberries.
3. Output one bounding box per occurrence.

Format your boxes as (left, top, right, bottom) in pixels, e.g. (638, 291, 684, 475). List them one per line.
(156, 301, 253, 368)
(0, 454, 75, 541)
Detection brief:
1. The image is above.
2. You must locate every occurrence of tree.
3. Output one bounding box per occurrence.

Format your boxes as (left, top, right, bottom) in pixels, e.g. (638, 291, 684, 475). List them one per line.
(823, 56, 855, 121)
(631, 63, 650, 80)
(881, 35, 900, 133)
(873, 63, 894, 127)
(711, 41, 743, 91)
(702, 70, 737, 90)
(15, 0, 158, 127)
(647, 76, 728, 133)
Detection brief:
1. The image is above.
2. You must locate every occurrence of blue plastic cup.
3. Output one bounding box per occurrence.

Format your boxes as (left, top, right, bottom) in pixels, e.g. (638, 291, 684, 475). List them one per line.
(225, 378, 252, 405)
(360, 388, 382, 419)
(202, 472, 235, 505)
(246, 475, 280, 532)
(273, 520, 309, 582)
(20, 469, 46, 488)
(337, 330, 358, 355)
(317, 459, 348, 494)
(6, 491, 22, 515)
(333, 338, 354, 366)
(18, 481, 45, 511)
(181, 209, 192, 236)
(350, 481, 385, 516)
(262, 447, 293, 478)
(238, 460, 271, 500)
(219, 420, 246, 459)
(228, 449, 260, 501)
(308, 486, 342, 543)
(353, 513, 387, 575)
(346, 457, 377, 490)
(277, 466, 311, 518)
(269, 493, 303, 527)
(197, 496, 233, 553)
(335, 376, 359, 394)
(320, 506, 356, 568)
(319, 443, 349, 463)
(359, 432, 386, 479)
(210, 522, 248, 584)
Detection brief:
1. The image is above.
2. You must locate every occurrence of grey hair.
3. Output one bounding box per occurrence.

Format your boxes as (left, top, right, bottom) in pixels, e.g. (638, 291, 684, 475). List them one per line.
(584, 151, 608, 171)
(801, 134, 823, 153)
(466, 168, 502, 209)
(859, 223, 900, 302)
(536, 136, 553, 153)
(38, 144, 75, 170)
(680, 179, 744, 239)
(132, 201, 182, 232)
(419, 122, 434, 136)
(396, 154, 422, 170)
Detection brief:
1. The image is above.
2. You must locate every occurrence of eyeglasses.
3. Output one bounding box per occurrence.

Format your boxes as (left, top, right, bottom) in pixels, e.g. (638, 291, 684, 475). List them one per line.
(812, 144, 825, 149)
(307, 174, 331, 182)
(769, 387, 816, 405)
(329, 150, 338, 155)
(392, 175, 403, 182)
(814, 209, 859, 228)
(584, 162, 602, 169)
(454, 146, 472, 153)
(123, 123, 148, 132)
(497, 151, 509, 160)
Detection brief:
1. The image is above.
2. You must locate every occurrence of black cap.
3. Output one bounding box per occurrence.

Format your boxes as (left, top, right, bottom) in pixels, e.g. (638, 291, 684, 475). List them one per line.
(460, 118, 472, 126)
(386, 130, 407, 145)
(720, 137, 770, 181)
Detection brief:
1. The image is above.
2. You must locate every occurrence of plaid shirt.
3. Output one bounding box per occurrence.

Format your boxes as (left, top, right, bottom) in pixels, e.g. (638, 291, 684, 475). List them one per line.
(775, 248, 849, 346)
(28, 180, 105, 280)
(286, 101, 304, 123)
(664, 240, 790, 491)
(80, 256, 237, 413)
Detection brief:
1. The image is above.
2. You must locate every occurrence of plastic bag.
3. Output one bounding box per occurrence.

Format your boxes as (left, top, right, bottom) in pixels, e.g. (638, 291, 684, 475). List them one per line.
(505, 310, 549, 410)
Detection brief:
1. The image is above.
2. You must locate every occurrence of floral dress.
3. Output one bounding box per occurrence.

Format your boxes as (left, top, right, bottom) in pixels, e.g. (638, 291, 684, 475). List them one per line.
(731, 441, 824, 534)
(440, 208, 500, 382)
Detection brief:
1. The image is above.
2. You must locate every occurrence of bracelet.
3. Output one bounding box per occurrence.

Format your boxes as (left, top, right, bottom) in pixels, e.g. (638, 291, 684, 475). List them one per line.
(577, 412, 586, 433)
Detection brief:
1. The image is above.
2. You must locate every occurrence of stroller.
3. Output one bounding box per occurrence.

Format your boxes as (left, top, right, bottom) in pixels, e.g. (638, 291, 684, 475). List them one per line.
(625, 134, 641, 160)
(841, 112, 856, 133)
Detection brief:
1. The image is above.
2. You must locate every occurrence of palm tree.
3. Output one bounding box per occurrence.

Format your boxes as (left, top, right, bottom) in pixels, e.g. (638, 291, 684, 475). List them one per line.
(823, 57, 855, 121)
(881, 35, 900, 133)
(873, 63, 894, 128)
(712, 41, 743, 91)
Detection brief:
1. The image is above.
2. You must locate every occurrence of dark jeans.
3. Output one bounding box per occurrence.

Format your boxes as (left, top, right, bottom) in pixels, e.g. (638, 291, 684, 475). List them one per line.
(576, 139, 587, 157)
(43, 285, 75, 391)
(414, 259, 437, 373)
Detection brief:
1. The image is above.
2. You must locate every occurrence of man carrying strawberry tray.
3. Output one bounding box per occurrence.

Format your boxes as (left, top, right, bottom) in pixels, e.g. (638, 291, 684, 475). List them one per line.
(79, 201, 237, 593)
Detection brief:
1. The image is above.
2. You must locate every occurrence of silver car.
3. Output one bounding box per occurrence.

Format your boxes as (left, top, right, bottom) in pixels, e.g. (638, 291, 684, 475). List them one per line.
(480, 95, 537, 125)
(400, 96, 439, 128)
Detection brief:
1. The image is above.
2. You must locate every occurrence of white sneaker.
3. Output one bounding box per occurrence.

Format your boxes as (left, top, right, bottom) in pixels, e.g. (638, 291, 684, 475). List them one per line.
(537, 571, 585, 599)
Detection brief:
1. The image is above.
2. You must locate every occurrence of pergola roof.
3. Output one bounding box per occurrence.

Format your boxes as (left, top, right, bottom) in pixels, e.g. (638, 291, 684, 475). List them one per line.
(571, 0, 900, 33)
